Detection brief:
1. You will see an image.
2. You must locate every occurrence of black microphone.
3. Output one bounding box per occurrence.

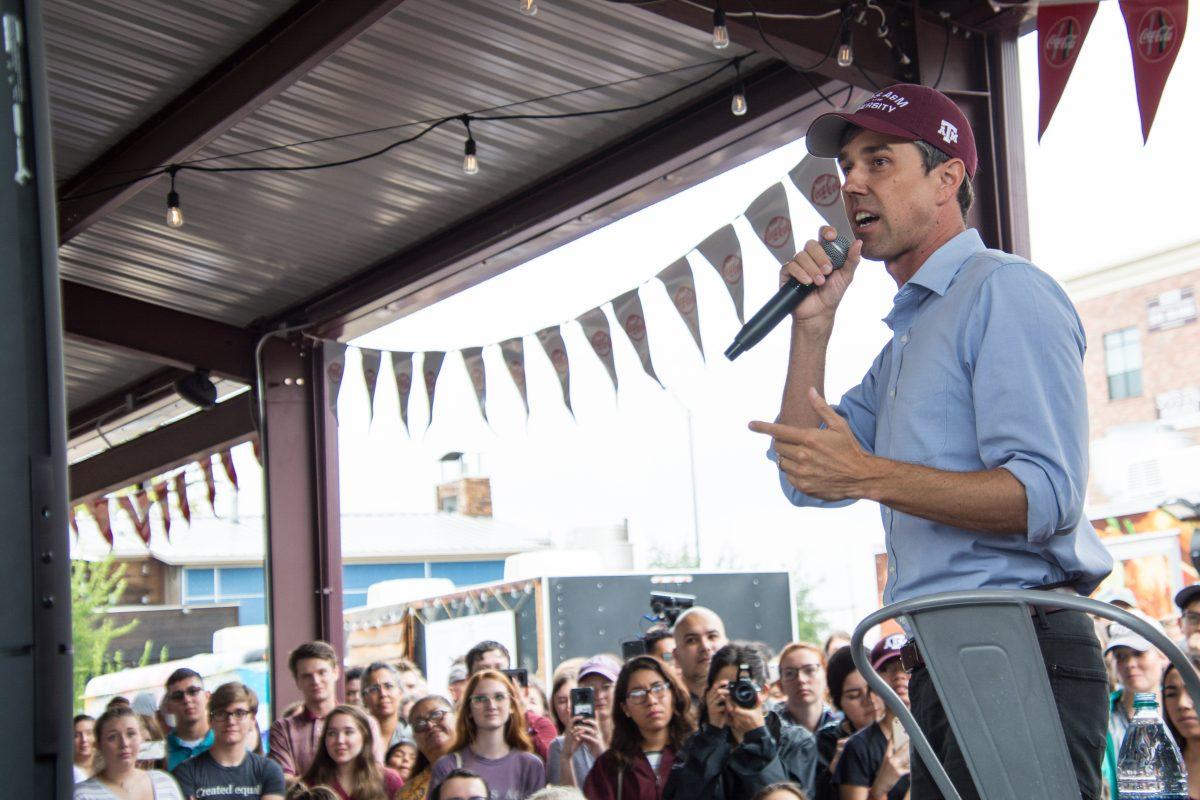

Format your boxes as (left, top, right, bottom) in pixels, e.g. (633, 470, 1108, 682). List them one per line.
(724, 235, 852, 361)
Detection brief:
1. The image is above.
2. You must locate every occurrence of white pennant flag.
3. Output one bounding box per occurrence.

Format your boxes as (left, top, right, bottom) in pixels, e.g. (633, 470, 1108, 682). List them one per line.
(788, 155, 853, 238)
(745, 182, 796, 265)
(536, 325, 573, 414)
(323, 342, 348, 422)
(696, 224, 745, 323)
(422, 351, 445, 430)
(462, 346, 488, 421)
(657, 257, 704, 360)
(359, 348, 382, 424)
(390, 351, 414, 433)
(578, 306, 619, 392)
(613, 287, 663, 388)
(499, 337, 529, 415)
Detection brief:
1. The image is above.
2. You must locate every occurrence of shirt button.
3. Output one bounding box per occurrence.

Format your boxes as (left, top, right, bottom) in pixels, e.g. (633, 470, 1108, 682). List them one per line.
(900, 334, 909, 344)
(888, 566, 896, 576)
(888, 388, 896, 398)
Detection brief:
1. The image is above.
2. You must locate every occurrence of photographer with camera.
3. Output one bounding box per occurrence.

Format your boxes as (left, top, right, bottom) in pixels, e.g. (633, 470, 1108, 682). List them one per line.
(663, 643, 817, 800)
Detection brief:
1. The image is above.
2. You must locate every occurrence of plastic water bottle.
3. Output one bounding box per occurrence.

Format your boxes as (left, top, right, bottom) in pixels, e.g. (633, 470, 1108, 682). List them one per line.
(1117, 692, 1189, 799)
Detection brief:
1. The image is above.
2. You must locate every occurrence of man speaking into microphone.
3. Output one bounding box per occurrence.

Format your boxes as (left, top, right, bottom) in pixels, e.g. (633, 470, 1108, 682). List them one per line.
(748, 84, 1112, 800)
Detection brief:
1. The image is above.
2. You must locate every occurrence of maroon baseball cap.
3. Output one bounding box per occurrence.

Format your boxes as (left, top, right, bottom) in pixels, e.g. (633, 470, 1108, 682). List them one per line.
(806, 83, 977, 178)
(870, 633, 907, 670)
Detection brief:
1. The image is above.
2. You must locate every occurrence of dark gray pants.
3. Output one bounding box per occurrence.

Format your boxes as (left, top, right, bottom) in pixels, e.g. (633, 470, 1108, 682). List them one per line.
(909, 608, 1109, 800)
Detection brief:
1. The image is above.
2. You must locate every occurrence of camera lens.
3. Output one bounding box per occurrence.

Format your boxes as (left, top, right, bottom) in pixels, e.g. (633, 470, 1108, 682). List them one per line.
(731, 680, 758, 709)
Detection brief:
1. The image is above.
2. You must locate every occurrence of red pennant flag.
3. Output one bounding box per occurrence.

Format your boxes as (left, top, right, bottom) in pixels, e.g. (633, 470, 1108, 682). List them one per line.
(69, 506, 80, 539)
(1037, 3, 1100, 139)
(89, 498, 113, 548)
(173, 472, 192, 526)
(251, 438, 262, 466)
(199, 456, 218, 513)
(118, 495, 151, 546)
(1120, 0, 1187, 141)
(152, 480, 172, 540)
(219, 449, 239, 491)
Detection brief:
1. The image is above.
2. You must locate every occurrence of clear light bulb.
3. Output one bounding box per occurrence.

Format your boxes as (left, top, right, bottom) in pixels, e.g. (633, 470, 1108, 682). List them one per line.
(519, 0, 537, 16)
(712, 8, 730, 49)
(731, 88, 747, 117)
(166, 190, 184, 228)
(462, 138, 479, 175)
(837, 42, 854, 67)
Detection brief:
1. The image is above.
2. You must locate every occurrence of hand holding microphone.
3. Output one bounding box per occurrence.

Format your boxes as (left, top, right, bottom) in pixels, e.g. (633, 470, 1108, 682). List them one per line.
(724, 226, 862, 360)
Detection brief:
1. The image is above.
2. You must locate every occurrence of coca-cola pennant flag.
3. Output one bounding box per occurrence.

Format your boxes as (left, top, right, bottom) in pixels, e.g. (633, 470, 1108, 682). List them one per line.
(499, 338, 529, 415)
(152, 480, 171, 541)
(1120, 0, 1187, 142)
(745, 182, 796, 265)
(656, 258, 705, 360)
(462, 347, 488, 421)
(119, 494, 151, 546)
(613, 288, 663, 388)
(199, 456, 218, 514)
(219, 449, 239, 492)
(390, 351, 414, 434)
(422, 351, 446, 431)
(578, 306, 619, 392)
(174, 472, 192, 526)
(360, 348, 383, 424)
(1037, 3, 1099, 139)
(90, 498, 113, 549)
(536, 325, 573, 414)
(696, 225, 745, 323)
(135, 488, 152, 535)
(251, 438, 262, 466)
(789, 155, 853, 237)
(323, 342, 348, 422)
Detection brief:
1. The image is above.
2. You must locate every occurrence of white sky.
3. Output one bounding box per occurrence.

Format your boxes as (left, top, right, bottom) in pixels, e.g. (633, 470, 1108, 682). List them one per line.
(327, 5, 1198, 633)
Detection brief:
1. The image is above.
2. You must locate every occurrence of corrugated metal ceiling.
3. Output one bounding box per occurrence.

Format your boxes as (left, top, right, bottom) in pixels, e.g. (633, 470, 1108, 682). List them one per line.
(54, 0, 751, 330)
(63, 338, 165, 409)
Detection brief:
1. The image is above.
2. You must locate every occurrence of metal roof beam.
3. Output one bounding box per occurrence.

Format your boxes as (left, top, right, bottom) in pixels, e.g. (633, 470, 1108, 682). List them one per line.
(66, 367, 188, 440)
(56, 0, 409, 243)
(68, 393, 256, 503)
(283, 63, 843, 340)
(62, 282, 258, 383)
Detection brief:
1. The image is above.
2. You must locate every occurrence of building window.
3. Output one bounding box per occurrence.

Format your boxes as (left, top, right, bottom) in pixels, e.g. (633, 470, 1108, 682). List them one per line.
(182, 566, 266, 625)
(1104, 327, 1143, 400)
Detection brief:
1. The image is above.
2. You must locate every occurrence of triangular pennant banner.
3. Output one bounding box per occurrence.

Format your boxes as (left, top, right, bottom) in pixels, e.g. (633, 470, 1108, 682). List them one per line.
(462, 347, 488, 420)
(390, 351, 414, 434)
(360, 348, 382, 424)
(199, 456, 218, 514)
(499, 338, 529, 415)
(745, 182, 796, 265)
(1120, 0, 1187, 142)
(1037, 3, 1099, 139)
(656, 258, 704, 360)
(251, 438, 262, 466)
(174, 472, 192, 526)
(152, 480, 171, 541)
(90, 498, 113, 549)
(422, 351, 446, 431)
(612, 288, 663, 388)
(536, 325, 573, 414)
(324, 342, 348, 421)
(578, 307, 619, 392)
(119, 495, 151, 546)
(134, 489, 152, 539)
(69, 506, 80, 539)
(789, 155, 853, 238)
(696, 225, 746, 323)
(219, 449, 239, 491)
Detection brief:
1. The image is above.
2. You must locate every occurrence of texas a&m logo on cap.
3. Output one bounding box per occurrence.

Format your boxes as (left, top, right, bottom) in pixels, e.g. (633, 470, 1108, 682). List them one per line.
(938, 120, 959, 145)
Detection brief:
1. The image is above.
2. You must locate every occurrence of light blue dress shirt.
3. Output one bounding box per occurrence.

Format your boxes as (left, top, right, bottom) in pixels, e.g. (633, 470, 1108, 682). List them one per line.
(772, 229, 1112, 605)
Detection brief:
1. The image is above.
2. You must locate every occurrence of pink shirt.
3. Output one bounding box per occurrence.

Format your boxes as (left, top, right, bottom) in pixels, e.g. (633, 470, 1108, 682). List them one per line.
(268, 707, 386, 778)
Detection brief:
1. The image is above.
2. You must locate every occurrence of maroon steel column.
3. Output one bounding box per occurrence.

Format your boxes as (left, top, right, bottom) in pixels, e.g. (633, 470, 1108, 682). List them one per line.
(261, 337, 343, 712)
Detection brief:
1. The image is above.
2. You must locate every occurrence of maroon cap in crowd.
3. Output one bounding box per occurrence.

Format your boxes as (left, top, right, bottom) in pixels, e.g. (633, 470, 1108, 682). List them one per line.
(871, 633, 907, 670)
(806, 83, 978, 178)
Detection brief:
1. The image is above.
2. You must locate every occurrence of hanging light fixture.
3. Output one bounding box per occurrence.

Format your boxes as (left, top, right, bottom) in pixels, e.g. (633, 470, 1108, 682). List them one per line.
(712, 4, 730, 50)
(519, 0, 537, 16)
(730, 60, 747, 117)
(165, 166, 184, 228)
(837, 23, 855, 68)
(461, 117, 479, 175)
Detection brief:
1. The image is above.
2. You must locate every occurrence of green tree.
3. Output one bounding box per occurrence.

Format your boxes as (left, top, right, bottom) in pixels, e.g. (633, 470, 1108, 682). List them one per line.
(794, 582, 827, 644)
(71, 557, 138, 710)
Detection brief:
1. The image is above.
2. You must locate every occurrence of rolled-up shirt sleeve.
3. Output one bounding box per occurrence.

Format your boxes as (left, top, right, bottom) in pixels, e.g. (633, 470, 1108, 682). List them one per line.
(768, 352, 882, 508)
(969, 264, 1089, 544)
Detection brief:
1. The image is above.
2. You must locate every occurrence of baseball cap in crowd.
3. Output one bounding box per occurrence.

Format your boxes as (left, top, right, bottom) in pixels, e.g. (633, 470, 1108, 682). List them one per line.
(1105, 615, 1167, 655)
(806, 83, 978, 178)
(447, 663, 468, 684)
(577, 655, 621, 684)
(871, 633, 906, 670)
(1097, 586, 1140, 610)
(1175, 584, 1200, 612)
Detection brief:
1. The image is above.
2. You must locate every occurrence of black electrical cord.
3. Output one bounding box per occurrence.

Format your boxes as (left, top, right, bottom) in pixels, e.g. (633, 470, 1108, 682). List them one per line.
(741, 0, 843, 108)
(932, 20, 952, 88)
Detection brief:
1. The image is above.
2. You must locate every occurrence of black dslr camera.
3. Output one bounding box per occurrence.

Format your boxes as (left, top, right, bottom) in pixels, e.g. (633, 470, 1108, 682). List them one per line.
(729, 663, 761, 709)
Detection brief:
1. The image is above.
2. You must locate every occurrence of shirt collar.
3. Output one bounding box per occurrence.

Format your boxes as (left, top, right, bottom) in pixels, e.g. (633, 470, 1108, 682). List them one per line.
(905, 228, 985, 297)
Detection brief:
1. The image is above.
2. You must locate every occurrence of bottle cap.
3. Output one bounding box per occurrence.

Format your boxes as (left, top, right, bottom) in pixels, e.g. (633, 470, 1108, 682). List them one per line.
(1133, 691, 1158, 708)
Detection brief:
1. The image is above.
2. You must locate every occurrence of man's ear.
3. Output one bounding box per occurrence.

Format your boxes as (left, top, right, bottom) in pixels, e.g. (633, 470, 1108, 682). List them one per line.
(937, 159, 965, 206)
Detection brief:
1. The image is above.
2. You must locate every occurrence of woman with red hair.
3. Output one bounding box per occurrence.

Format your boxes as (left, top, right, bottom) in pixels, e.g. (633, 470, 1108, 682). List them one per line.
(428, 670, 545, 800)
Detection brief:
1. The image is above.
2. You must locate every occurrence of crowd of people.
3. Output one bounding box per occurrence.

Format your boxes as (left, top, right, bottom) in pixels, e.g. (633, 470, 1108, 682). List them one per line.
(70, 589, 1200, 800)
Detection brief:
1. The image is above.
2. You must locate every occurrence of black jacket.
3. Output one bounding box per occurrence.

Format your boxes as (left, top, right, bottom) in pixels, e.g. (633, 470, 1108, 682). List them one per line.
(663, 711, 817, 800)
